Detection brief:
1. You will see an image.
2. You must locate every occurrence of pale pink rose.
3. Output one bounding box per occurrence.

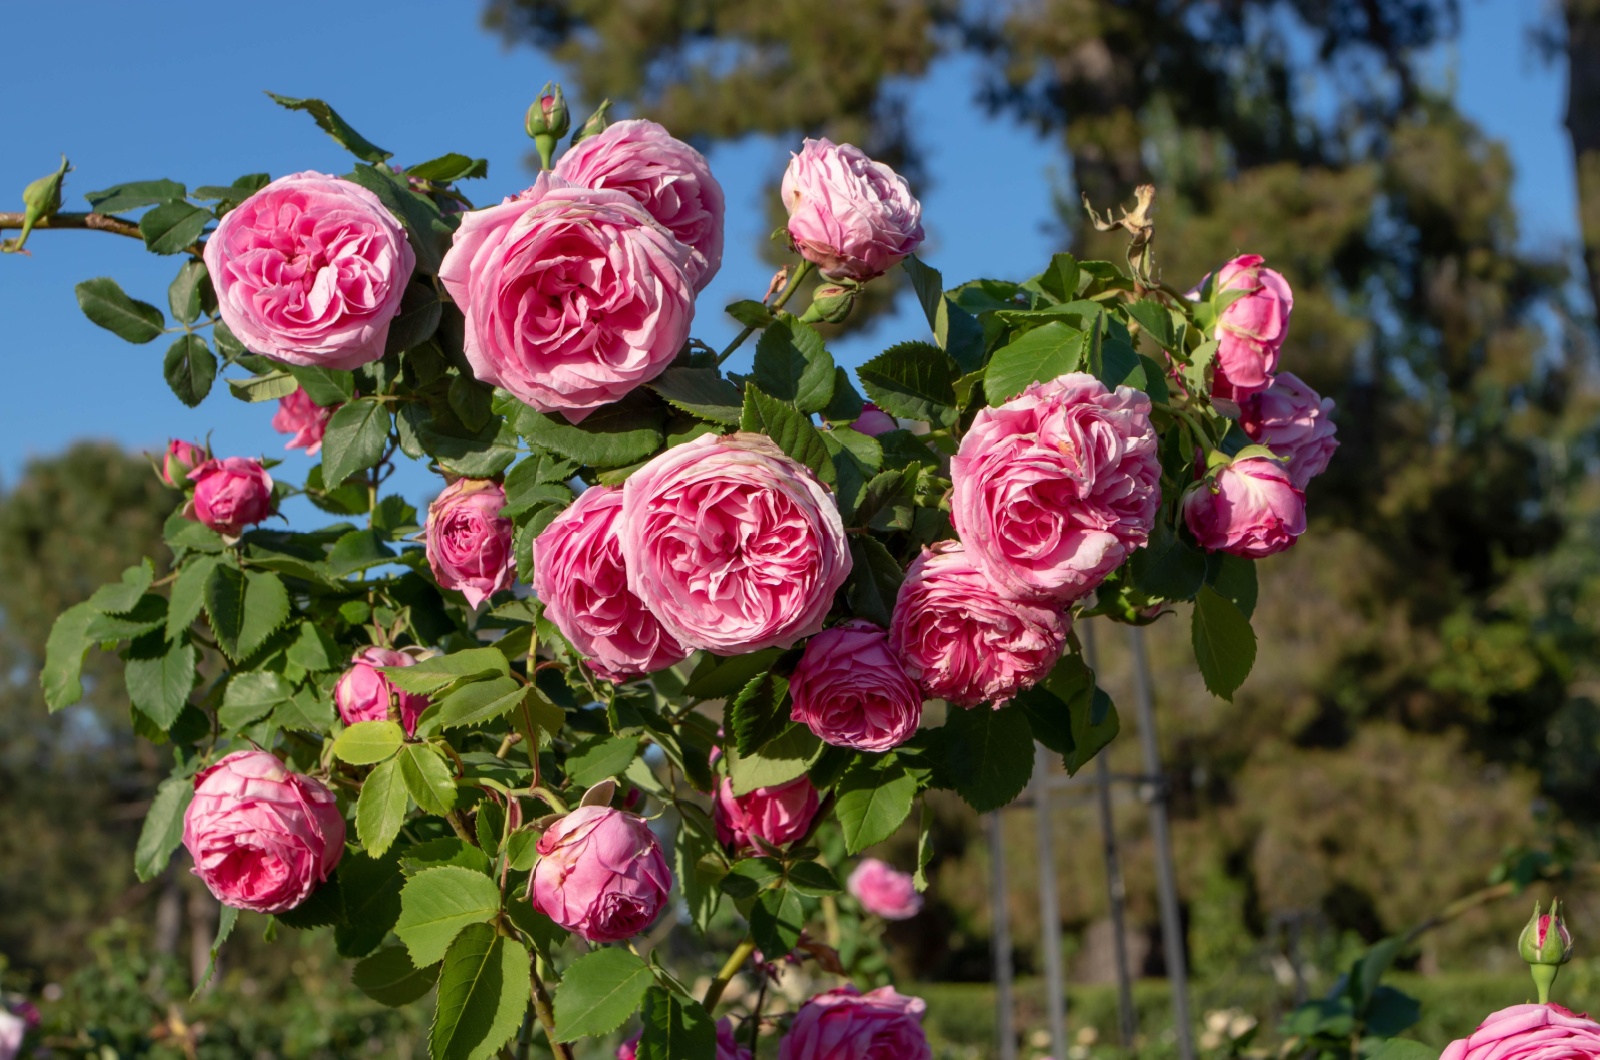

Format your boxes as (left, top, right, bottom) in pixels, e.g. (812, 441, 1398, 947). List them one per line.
(271, 386, 337, 456)
(334, 646, 428, 736)
(184, 457, 274, 536)
(790, 620, 921, 752)
(159, 438, 207, 487)
(620, 433, 851, 654)
(1237, 372, 1338, 489)
(1442, 1004, 1600, 1060)
(204, 171, 414, 371)
(618, 1019, 750, 1060)
(554, 118, 725, 291)
(779, 985, 932, 1060)
(532, 486, 690, 682)
(1201, 254, 1293, 400)
(952, 372, 1160, 604)
(530, 805, 672, 943)
(0, 1009, 21, 1060)
(181, 750, 345, 914)
(714, 773, 821, 853)
(438, 173, 696, 422)
(781, 138, 924, 282)
(848, 858, 923, 920)
(426, 478, 514, 609)
(1182, 456, 1306, 558)
(889, 542, 1069, 709)
(851, 403, 898, 437)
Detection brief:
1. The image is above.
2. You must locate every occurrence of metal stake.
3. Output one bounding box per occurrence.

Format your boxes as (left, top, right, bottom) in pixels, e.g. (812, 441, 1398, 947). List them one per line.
(1034, 744, 1067, 1058)
(988, 810, 1018, 1060)
(1085, 620, 1138, 1046)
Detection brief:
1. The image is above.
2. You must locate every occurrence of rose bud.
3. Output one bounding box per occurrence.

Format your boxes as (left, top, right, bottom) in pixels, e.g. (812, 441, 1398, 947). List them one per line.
(1441, 1004, 1600, 1060)
(889, 542, 1069, 709)
(952, 372, 1161, 604)
(781, 138, 925, 282)
(204, 171, 415, 371)
(848, 858, 923, 920)
(334, 646, 428, 736)
(713, 773, 822, 854)
(1197, 253, 1293, 401)
(850, 403, 898, 437)
(789, 621, 921, 752)
(1182, 456, 1306, 559)
(159, 438, 207, 488)
(799, 282, 857, 325)
(425, 478, 514, 609)
(620, 433, 851, 654)
(532, 485, 690, 682)
(571, 99, 613, 146)
(778, 986, 933, 1060)
(525, 80, 571, 140)
(181, 750, 345, 914)
(1521, 899, 1575, 966)
(618, 1019, 750, 1060)
(1238, 372, 1338, 489)
(271, 386, 338, 456)
(184, 457, 274, 537)
(530, 805, 672, 943)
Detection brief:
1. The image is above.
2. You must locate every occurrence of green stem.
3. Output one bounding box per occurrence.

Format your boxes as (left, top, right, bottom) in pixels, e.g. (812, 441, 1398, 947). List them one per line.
(1532, 963, 1560, 1005)
(717, 260, 815, 366)
(529, 962, 574, 1060)
(703, 936, 757, 1011)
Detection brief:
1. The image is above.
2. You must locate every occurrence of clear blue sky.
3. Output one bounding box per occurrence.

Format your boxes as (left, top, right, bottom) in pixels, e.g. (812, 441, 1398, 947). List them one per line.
(0, 0, 1573, 508)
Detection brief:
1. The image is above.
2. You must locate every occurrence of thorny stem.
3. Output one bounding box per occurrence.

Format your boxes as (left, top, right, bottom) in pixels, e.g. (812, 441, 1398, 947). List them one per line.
(529, 963, 574, 1060)
(717, 260, 816, 366)
(703, 936, 758, 1011)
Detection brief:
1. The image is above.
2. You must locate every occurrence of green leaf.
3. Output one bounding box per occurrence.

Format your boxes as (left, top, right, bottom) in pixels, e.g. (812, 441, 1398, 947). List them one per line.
(218, 671, 294, 731)
(984, 322, 1085, 403)
(726, 299, 773, 328)
(397, 743, 458, 816)
(275, 877, 344, 929)
(566, 734, 640, 788)
(1020, 657, 1122, 776)
(649, 367, 743, 425)
(407, 153, 489, 182)
(286, 621, 339, 672)
(739, 384, 835, 484)
(751, 886, 805, 958)
(786, 861, 842, 897)
(402, 837, 494, 877)
(381, 648, 510, 695)
(204, 566, 289, 661)
(192, 174, 268, 208)
(333, 720, 405, 765)
(437, 676, 526, 730)
(74, 277, 164, 343)
(845, 537, 904, 627)
(134, 774, 193, 882)
(168, 260, 209, 324)
(321, 397, 391, 486)
(903, 255, 944, 327)
(387, 281, 444, 356)
(942, 704, 1035, 812)
(194, 904, 238, 996)
(836, 755, 917, 854)
(275, 688, 337, 733)
(266, 92, 392, 163)
(166, 555, 221, 640)
(125, 640, 197, 730)
(754, 313, 835, 413)
(823, 367, 867, 424)
(228, 370, 300, 403)
(1097, 337, 1141, 389)
(353, 944, 439, 1007)
(84, 179, 186, 214)
(84, 594, 165, 641)
(638, 987, 716, 1060)
(1129, 515, 1207, 601)
(914, 801, 934, 892)
(335, 848, 405, 958)
(854, 467, 917, 532)
(343, 163, 450, 275)
(89, 561, 154, 614)
(728, 723, 819, 796)
(552, 948, 654, 1040)
(356, 758, 409, 857)
(430, 924, 530, 1060)
(683, 648, 782, 699)
(1124, 299, 1176, 350)
(1205, 552, 1259, 619)
(327, 528, 398, 577)
(395, 866, 502, 967)
(1191, 585, 1257, 700)
(163, 334, 216, 407)
(42, 602, 96, 711)
(287, 364, 356, 406)
(139, 201, 211, 255)
(857, 342, 957, 426)
(512, 393, 666, 468)
(729, 671, 791, 756)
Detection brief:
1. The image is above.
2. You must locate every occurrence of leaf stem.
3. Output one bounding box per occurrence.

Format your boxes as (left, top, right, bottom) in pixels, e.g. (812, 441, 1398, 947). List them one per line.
(703, 936, 757, 1011)
(717, 260, 815, 366)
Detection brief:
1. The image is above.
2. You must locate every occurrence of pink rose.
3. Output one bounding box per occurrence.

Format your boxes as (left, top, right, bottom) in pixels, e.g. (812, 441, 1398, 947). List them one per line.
(204, 171, 414, 371)
(0, 1009, 21, 1060)
(1442, 1004, 1600, 1060)
(530, 805, 672, 943)
(334, 646, 428, 736)
(181, 750, 345, 914)
(438, 173, 696, 422)
(1182, 456, 1306, 558)
(779, 986, 932, 1060)
(848, 858, 923, 920)
(618, 1019, 750, 1060)
(532, 486, 690, 682)
(271, 386, 338, 456)
(781, 138, 924, 282)
(426, 478, 514, 609)
(952, 372, 1160, 604)
(1237, 372, 1338, 489)
(554, 118, 725, 291)
(620, 433, 851, 654)
(159, 438, 207, 487)
(889, 542, 1069, 708)
(1203, 254, 1293, 400)
(851, 403, 898, 437)
(184, 457, 274, 536)
(790, 621, 921, 752)
(714, 773, 821, 853)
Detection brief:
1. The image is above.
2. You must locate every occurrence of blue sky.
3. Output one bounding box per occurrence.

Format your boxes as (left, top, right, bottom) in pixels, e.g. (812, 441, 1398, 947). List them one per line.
(0, 0, 1573, 508)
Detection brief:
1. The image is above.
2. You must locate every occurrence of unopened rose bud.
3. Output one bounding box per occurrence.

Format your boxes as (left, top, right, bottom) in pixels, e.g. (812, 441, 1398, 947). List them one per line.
(526, 82, 570, 170)
(1520, 899, 1574, 1003)
(570, 99, 612, 146)
(3, 155, 69, 255)
(799, 282, 857, 325)
(158, 438, 208, 488)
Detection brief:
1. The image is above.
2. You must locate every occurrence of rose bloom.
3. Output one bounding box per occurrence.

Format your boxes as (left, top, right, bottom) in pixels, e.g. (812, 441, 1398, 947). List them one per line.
(618, 1018, 751, 1060)
(1202, 253, 1293, 401)
(851, 403, 898, 437)
(532, 485, 690, 682)
(0, 1008, 21, 1060)
(889, 542, 1069, 709)
(554, 118, 725, 291)
(438, 173, 696, 421)
(790, 620, 921, 752)
(530, 805, 672, 943)
(714, 773, 821, 853)
(204, 171, 414, 370)
(181, 750, 345, 915)
(848, 858, 923, 920)
(185, 457, 274, 536)
(620, 433, 851, 654)
(1442, 1004, 1600, 1060)
(159, 438, 207, 487)
(426, 478, 514, 609)
(781, 138, 924, 282)
(271, 386, 337, 456)
(1182, 456, 1306, 558)
(1238, 372, 1338, 489)
(779, 986, 933, 1060)
(333, 646, 428, 736)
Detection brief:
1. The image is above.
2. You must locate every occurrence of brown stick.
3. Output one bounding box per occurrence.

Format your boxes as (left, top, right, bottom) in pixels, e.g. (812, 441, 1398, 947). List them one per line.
(0, 210, 205, 256)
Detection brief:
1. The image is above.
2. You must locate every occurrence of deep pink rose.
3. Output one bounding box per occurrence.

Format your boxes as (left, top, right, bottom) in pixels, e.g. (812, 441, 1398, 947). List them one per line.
(159, 438, 207, 487)
(1238, 372, 1338, 489)
(204, 171, 414, 370)
(334, 646, 428, 736)
(1202, 254, 1293, 400)
(848, 858, 923, 920)
(851, 403, 898, 437)
(426, 478, 514, 609)
(618, 1019, 750, 1060)
(438, 173, 696, 422)
(1442, 1004, 1600, 1060)
(952, 372, 1160, 604)
(181, 750, 345, 914)
(185, 457, 273, 536)
(271, 386, 337, 456)
(779, 986, 932, 1060)
(714, 773, 821, 853)
(790, 620, 921, 752)
(554, 118, 725, 291)
(532, 485, 690, 682)
(889, 542, 1069, 708)
(1182, 456, 1306, 558)
(530, 805, 672, 943)
(620, 433, 851, 654)
(781, 138, 924, 282)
